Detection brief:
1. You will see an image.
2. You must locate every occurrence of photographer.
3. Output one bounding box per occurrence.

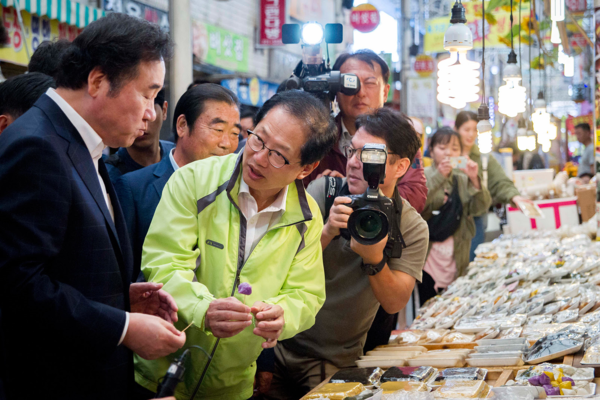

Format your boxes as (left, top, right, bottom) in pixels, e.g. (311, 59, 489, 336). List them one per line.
(302, 49, 427, 214)
(265, 108, 428, 399)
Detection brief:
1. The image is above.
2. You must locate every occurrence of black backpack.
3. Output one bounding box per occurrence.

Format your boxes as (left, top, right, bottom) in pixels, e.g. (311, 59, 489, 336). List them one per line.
(427, 175, 463, 242)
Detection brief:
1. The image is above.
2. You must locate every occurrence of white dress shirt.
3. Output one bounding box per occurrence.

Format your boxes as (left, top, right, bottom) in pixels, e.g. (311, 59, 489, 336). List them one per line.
(169, 147, 180, 171)
(45, 88, 128, 346)
(238, 178, 288, 262)
(339, 119, 352, 155)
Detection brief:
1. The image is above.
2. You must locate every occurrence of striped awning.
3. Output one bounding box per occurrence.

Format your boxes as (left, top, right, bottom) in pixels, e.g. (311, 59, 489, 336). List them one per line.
(1, 0, 105, 28)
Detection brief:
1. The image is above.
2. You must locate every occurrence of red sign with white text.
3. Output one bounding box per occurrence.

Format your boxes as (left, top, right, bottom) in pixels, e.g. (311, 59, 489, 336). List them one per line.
(350, 3, 380, 33)
(259, 0, 285, 46)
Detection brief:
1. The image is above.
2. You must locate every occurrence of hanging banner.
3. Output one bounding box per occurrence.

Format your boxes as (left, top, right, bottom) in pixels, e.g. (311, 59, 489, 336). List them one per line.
(0, 7, 81, 66)
(407, 78, 436, 126)
(192, 21, 249, 72)
(350, 3, 380, 33)
(424, 1, 528, 53)
(221, 78, 278, 107)
(103, 0, 169, 31)
(259, 0, 285, 46)
(566, 113, 594, 135)
(288, 0, 321, 22)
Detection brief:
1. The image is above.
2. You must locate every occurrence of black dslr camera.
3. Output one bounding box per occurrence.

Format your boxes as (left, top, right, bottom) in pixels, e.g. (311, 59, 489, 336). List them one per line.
(341, 144, 403, 257)
(281, 22, 361, 108)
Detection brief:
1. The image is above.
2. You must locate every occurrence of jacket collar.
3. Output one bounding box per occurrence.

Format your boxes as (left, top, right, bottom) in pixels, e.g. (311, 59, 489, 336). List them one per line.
(34, 94, 121, 244)
(225, 152, 313, 226)
(153, 151, 174, 178)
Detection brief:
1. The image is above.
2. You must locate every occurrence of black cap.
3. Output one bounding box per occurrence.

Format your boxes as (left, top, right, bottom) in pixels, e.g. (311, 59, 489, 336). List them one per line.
(450, 1, 467, 24)
(507, 50, 517, 64)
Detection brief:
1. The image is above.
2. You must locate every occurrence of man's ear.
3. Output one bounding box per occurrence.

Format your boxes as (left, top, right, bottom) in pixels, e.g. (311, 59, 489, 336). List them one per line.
(162, 101, 168, 121)
(393, 157, 411, 180)
(0, 114, 13, 135)
(176, 114, 188, 141)
(382, 83, 391, 104)
(296, 161, 320, 180)
(87, 67, 109, 98)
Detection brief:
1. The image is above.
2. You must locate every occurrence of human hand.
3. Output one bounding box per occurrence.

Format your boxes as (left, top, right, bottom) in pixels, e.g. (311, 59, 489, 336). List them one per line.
(205, 297, 252, 338)
(251, 301, 284, 349)
(437, 157, 452, 177)
(351, 235, 388, 266)
(123, 313, 186, 360)
(316, 169, 345, 180)
(323, 196, 353, 238)
(512, 195, 533, 209)
(461, 158, 479, 181)
(254, 371, 274, 396)
(130, 282, 178, 323)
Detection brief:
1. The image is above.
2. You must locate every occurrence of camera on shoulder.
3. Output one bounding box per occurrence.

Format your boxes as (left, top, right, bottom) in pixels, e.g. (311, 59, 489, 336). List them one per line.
(325, 143, 404, 258)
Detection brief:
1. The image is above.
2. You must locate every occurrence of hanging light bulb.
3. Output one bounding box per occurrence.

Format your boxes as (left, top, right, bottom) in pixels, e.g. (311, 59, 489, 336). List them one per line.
(551, 21, 561, 44)
(532, 91, 551, 136)
(437, 1, 480, 109)
(558, 46, 574, 77)
(498, 51, 526, 117)
(551, 0, 565, 21)
(547, 122, 557, 140)
(517, 118, 534, 151)
(477, 104, 493, 154)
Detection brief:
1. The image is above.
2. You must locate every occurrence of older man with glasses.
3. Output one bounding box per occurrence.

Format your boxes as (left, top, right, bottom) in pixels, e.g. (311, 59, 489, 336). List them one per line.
(133, 90, 338, 400)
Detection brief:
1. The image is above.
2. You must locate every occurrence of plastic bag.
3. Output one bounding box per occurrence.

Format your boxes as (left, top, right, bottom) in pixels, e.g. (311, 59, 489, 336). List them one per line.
(304, 383, 366, 399)
(491, 387, 535, 400)
(329, 367, 384, 385)
(382, 391, 434, 400)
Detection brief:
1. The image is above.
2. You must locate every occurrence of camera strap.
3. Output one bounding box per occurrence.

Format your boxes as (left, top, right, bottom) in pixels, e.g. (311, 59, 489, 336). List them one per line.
(323, 176, 344, 223)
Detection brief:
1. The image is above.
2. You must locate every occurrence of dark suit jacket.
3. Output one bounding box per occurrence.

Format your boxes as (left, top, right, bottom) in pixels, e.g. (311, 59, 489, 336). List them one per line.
(0, 94, 133, 400)
(114, 154, 175, 280)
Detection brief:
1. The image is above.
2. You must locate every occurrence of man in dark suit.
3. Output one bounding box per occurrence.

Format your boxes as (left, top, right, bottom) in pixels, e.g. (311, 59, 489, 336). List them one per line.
(0, 14, 185, 400)
(114, 83, 241, 280)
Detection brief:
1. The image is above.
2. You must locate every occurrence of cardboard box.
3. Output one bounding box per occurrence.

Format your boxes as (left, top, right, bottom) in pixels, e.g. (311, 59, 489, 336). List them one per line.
(576, 185, 596, 222)
(512, 169, 555, 190)
(506, 197, 579, 232)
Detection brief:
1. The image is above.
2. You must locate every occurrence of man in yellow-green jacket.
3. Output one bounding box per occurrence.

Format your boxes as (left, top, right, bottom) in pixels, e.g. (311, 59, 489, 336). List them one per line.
(134, 90, 338, 400)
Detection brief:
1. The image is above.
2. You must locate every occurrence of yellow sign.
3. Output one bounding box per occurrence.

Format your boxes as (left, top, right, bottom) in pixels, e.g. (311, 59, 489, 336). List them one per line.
(0, 7, 81, 66)
(424, 1, 527, 53)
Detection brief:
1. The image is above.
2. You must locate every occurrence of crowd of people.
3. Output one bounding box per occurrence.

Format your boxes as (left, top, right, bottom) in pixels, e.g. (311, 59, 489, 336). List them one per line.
(0, 12, 535, 400)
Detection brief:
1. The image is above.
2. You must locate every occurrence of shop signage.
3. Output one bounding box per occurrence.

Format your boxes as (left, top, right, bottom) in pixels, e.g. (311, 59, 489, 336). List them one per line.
(424, 1, 528, 53)
(0, 7, 81, 66)
(192, 21, 249, 73)
(289, 0, 321, 22)
(350, 3, 380, 33)
(566, 113, 593, 135)
(104, 0, 169, 31)
(407, 78, 436, 126)
(221, 78, 278, 107)
(259, 0, 285, 46)
(414, 54, 434, 77)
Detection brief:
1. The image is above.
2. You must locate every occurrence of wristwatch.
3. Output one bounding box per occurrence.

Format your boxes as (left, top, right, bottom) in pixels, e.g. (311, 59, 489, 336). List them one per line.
(361, 256, 388, 276)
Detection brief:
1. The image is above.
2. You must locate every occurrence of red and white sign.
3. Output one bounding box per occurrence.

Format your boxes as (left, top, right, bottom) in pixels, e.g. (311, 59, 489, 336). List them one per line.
(259, 0, 285, 46)
(350, 3, 380, 33)
(414, 54, 434, 77)
(507, 198, 579, 232)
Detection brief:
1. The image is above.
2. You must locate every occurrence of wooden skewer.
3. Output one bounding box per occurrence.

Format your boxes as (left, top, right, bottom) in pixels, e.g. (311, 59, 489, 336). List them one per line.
(181, 321, 194, 333)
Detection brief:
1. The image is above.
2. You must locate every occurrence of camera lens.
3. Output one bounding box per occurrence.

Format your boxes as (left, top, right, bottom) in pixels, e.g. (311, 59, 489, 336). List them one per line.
(355, 211, 383, 239)
(347, 207, 389, 245)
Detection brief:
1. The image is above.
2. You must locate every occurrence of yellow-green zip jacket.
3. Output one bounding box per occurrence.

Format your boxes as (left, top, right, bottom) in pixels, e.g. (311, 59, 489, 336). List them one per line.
(134, 152, 326, 400)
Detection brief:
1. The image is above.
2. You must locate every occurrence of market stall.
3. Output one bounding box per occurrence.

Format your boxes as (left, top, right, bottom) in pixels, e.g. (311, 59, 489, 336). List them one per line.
(302, 231, 600, 399)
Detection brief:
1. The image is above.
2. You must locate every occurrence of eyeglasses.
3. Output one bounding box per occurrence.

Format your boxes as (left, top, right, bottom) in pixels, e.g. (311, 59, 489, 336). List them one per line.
(247, 131, 291, 169)
(344, 145, 396, 161)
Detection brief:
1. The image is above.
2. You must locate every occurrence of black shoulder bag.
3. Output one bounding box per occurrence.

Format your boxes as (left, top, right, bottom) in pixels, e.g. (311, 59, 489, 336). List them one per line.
(427, 175, 463, 242)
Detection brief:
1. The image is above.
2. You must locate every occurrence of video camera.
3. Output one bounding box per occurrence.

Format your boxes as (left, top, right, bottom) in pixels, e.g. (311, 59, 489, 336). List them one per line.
(340, 144, 403, 257)
(281, 22, 361, 107)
